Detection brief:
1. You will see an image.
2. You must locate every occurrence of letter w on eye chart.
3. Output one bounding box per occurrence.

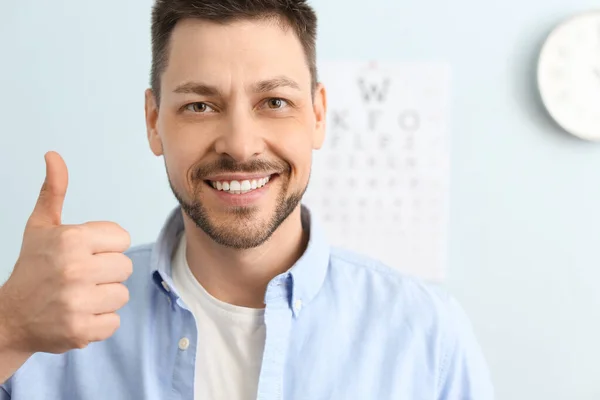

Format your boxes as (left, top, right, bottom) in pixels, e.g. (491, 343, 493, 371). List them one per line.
(303, 61, 451, 281)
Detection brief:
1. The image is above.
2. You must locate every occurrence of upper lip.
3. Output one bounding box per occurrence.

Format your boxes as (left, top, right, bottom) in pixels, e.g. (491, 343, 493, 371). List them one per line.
(204, 173, 278, 181)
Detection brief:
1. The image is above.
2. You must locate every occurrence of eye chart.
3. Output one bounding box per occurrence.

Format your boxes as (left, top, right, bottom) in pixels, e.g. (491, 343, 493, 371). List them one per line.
(303, 61, 451, 281)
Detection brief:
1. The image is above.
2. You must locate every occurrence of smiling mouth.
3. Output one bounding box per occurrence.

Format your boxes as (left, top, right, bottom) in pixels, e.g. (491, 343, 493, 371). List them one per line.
(204, 174, 277, 194)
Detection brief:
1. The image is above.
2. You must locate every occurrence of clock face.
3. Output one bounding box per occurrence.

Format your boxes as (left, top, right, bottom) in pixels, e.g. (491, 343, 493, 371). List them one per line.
(537, 11, 600, 141)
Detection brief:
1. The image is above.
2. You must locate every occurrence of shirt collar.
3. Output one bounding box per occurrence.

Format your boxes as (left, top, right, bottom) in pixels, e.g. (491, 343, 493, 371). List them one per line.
(150, 204, 330, 315)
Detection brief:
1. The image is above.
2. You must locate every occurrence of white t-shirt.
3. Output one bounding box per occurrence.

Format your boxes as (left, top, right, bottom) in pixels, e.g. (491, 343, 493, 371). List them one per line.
(171, 233, 266, 400)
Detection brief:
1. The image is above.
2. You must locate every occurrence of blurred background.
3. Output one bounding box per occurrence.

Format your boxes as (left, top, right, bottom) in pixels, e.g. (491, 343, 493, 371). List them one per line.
(1, 0, 600, 398)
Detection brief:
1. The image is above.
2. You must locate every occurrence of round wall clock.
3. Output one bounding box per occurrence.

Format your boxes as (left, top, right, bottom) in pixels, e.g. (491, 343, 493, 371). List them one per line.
(537, 10, 600, 141)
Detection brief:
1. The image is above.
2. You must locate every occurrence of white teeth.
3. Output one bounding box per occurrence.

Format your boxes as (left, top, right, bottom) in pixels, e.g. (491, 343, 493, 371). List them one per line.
(209, 176, 272, 194)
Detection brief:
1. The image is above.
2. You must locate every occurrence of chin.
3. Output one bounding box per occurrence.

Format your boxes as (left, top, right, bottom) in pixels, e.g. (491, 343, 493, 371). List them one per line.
(205, 221, 275, 249)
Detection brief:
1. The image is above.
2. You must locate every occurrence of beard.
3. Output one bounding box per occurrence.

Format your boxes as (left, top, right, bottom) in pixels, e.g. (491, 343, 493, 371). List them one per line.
(166, 156, 307, 249)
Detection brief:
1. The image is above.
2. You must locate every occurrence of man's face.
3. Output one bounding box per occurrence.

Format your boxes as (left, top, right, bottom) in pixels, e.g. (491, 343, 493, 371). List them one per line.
(145, 18, 326, 249)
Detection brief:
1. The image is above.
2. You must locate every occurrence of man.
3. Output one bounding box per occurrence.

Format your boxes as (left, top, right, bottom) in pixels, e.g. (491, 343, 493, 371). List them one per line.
(0, 0, 494, 399)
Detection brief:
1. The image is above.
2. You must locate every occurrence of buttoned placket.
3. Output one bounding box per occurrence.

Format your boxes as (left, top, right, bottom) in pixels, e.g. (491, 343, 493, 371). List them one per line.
(158, 276, 198, 400)
(255, 274, 296, 400)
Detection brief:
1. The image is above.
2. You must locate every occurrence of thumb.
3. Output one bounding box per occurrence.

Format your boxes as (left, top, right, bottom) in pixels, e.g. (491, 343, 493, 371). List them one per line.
(29, 151, 69, 227)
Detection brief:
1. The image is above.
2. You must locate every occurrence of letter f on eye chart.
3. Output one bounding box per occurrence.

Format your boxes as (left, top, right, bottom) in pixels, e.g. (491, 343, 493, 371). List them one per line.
(303, 61, 451, 282)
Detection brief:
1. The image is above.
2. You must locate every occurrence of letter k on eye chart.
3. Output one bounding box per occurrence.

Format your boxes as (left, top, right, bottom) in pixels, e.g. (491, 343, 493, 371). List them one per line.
(303, 61, 451, 281)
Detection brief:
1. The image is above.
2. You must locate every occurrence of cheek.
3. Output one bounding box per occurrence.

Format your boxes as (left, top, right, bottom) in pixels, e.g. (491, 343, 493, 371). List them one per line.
(269, 119, 315, 181)
(279, 139, 313, 187)
(160, 117, 211, 190)
(165, 154, 194, 194)
(160, 107, 222, 144)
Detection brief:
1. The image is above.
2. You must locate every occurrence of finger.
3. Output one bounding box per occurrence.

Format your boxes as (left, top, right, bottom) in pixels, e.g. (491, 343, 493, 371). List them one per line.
(28, 151, 69, 227)
(87, 313, 121, 343)
(87, 283, 130, 315)
(80, 221, 131, 254)
(86, 252, 133, 284)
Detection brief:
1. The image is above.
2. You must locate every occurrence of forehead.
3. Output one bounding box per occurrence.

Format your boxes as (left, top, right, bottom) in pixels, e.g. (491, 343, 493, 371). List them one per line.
(161, 17, 311, 90)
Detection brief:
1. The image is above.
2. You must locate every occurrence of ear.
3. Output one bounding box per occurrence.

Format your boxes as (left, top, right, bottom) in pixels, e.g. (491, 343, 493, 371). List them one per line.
(145, 88, 164, 156)
(311, 82, 327, 150)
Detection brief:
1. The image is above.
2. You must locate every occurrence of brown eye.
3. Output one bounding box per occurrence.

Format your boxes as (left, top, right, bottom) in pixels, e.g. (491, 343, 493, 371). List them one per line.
(192, 103, 206, 112)
(185, 103, 213, 113)
(266, 98, 287, 109)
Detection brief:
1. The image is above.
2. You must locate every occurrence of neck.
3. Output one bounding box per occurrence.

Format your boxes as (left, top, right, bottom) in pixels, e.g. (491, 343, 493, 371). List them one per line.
(181, 205, 308, 309)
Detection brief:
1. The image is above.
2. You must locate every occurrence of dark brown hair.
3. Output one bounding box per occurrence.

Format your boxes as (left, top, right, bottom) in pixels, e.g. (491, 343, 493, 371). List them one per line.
(150, 0, 318, 103)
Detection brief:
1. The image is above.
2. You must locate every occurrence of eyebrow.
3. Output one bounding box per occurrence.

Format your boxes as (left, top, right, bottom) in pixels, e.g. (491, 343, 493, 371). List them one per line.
(252, 76, 300, 93)
(173, 76, 301, 96)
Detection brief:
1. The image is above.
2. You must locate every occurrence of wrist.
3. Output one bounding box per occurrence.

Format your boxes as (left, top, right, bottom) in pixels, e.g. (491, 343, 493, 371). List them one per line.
(0, 287, 23, 354)
(0, 290, 33, 384)
(0, 286, 34, 357)
(0, 289, 13, 352)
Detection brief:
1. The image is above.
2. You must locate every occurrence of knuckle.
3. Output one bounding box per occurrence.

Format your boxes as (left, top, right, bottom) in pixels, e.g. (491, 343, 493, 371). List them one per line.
(121, 256, 133, 279)
(59, 291, 86, 316)
(107, 221, 126, 233)
(57, 227, 84, 251)
(97, 314, 120, 341)
(121, 230, 132, 249)
(111, 223, 131, 247)
(57, 290, 76, 311)
(63, 318, 88, 349)
(117, 284, 130, 305)
(60, 263, 83, 283)
(88, 221, 131, 248)
(111, 314, 121, 332)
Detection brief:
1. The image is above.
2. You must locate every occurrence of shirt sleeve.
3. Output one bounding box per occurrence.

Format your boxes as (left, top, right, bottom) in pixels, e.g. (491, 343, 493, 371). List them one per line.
(436, 296, 495, 400)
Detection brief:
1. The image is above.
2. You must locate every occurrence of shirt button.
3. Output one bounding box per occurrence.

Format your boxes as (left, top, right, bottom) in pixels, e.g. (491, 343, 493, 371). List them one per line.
(294, 299, 303, 311)
(161, 281, 171, 292)
(178, 337, 190, 351)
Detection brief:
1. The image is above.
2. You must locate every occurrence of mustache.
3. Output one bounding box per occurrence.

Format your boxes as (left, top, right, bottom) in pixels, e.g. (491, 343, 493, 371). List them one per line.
(193, 158, 290, 180)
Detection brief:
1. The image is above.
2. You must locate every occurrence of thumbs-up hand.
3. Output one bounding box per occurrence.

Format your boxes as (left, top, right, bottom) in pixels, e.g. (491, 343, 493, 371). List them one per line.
(0, 151, 133, 355)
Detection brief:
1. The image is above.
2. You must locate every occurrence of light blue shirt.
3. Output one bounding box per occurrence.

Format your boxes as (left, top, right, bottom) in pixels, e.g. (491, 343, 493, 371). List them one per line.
(1, 205, 494, 399)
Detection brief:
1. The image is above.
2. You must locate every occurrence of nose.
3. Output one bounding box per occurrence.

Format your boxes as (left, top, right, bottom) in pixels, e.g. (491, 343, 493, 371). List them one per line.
(213, 110, 266, 162)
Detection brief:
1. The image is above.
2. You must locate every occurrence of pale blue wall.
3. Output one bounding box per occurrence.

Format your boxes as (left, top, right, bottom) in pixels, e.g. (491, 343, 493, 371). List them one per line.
(2, 1, 600, 399)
